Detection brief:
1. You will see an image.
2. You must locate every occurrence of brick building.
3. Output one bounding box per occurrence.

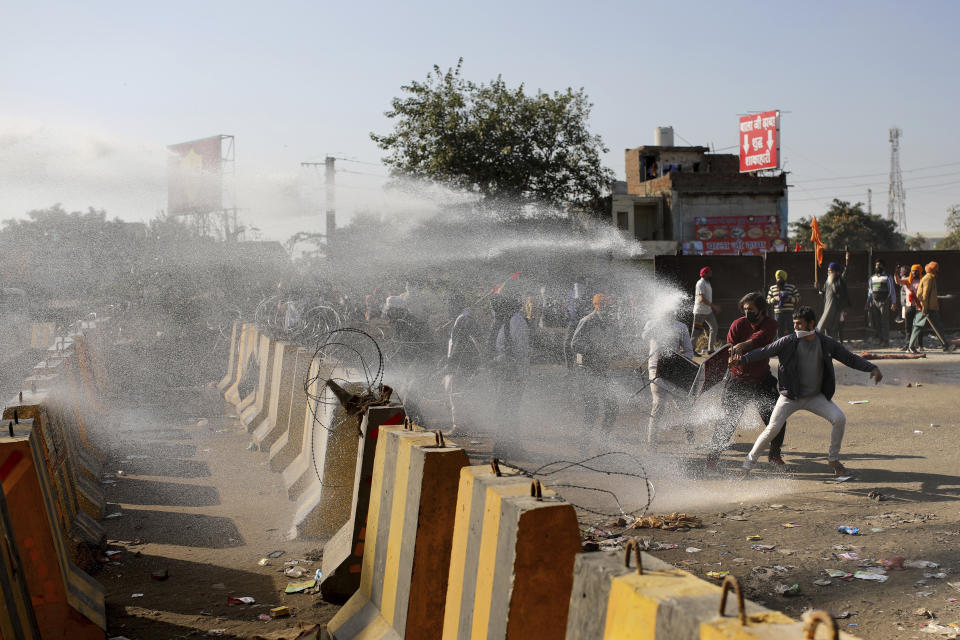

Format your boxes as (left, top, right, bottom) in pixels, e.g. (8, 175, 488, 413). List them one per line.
(609, 128, 789, 255)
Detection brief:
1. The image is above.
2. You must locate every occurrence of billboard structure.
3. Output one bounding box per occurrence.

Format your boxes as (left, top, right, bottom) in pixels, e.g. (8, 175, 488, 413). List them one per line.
(738, 110, 779, 173)
(682, 215, 786, 256)
(167, 135, 237, 239)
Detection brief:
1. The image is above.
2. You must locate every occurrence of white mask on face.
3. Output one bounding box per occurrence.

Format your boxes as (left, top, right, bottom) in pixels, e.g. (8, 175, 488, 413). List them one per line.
(795, 329, 816, 338)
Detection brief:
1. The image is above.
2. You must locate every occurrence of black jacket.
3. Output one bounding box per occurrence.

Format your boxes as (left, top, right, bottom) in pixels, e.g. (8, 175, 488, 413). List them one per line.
(741, 331, 876, 400)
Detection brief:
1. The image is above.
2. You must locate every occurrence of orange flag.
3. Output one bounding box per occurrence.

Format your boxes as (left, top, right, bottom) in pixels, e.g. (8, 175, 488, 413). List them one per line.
(810, 216, 826, 266)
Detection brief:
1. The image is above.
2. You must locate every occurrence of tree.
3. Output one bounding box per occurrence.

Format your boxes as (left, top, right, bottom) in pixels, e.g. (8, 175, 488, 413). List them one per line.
(935, 204, 960, 249)
(371, 60, 615, 215)
(790, 199, 906, 251)
(905, 233, 927, 251)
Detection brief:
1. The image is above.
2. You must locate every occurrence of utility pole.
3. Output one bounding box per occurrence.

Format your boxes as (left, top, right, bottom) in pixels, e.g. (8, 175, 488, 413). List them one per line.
(867, 188, 872, 215)
(300, 156, 337, 244)
(888, 127, 906, 231)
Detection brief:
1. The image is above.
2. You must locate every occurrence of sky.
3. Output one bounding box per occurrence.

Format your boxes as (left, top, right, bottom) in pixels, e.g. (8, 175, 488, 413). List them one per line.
(2, 0, 959, 241)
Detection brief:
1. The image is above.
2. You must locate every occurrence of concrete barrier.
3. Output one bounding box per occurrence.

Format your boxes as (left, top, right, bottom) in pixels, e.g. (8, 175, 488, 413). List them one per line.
(287, 377, 365, 539)
(564, 547, 858, 640)
(326, 426, 468, 640)
(0, 478, 42, 640)
(223, 323, 258, 409)
(0, 435, 106, 637)
(268, 347, 314, 472)
(1, 404, 105, 556)
(252, 341, 299, 450)
(240, 334, 277, 431)
(320, 405, 406, 603)
(217, 321, 241, 391)
(443, 468, 581, 640)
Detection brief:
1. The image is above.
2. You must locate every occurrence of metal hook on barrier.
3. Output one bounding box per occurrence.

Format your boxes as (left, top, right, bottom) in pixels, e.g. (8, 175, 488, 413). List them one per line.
(490, 458, 502, 477)
(530, 479, 542, 500)
(718, 575, 747, 626)
(803, 611, 838, 640)
(434, 430, 446, 447)
(403, 416, 413, 430)
(623, 539, 644, 575)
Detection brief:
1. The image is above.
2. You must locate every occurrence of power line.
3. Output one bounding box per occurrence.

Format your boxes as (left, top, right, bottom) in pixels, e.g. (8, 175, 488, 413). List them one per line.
(790, 160, 960, 185)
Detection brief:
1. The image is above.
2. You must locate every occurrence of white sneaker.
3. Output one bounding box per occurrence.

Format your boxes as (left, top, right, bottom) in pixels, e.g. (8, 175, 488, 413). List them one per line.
(741, 457, 755, 470)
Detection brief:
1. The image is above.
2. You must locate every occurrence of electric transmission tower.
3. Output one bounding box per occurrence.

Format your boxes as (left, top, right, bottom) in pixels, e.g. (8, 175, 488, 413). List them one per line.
(888, 127, 906, 231)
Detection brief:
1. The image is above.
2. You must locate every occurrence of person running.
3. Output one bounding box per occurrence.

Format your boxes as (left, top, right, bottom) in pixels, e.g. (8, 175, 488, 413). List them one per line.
(737, 306, 882, 476)
(642, 308, 695, 445)
(692, 267, 720, 354)
(444, 292, 484, 433)
(865, 259, 898, 347)
(817, 262, 849, 338)
(767, 269, 800, 338)
(707, 291, 784, 470)
(909, 262, 949, 352)
(897, 264, 923, 351)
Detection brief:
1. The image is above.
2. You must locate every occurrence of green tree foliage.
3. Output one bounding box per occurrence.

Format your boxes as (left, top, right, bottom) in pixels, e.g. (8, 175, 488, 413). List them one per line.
(789, 199, 906, 250)
(371, 60, 615, 214)
(935, 204, 960, 249)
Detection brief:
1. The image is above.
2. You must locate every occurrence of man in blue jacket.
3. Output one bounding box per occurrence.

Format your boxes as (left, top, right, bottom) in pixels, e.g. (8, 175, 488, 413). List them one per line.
(733, 306, 883, 476)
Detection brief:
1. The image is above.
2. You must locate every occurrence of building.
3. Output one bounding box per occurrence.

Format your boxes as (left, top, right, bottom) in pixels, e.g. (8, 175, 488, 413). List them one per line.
(610, 127, 788, 255)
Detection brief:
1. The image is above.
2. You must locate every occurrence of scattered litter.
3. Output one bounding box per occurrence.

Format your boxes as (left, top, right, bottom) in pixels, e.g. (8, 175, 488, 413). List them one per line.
(271, 605, 291, 618)
(258, 614, 272, 621)
(769, 504, 785, 509)
(930, 424, 940, 428)
(848, 400, 869, 405)
(686, 547, 702, 553)
(151, 569, 169, 581)
(196, 418, 208, 427)
(131, 593, 144, 598)
(827, 570, 853, 579)
(247, 442, 258, 451)
(813, 579, 832, 586)
(774, 583, 802, 596)
(920, 623, 960, 637)
(915, 430, 924, 435)
(949, 598, 958, 603)
(833, 611, 857, 619)
(258, 558, 271, 566)
(207, 631, 227, 637)
(746, 535, 762, 541)
(833, 544, 853, 552)
(916, 608, 936, 618)
(854, 570, 889, 582)
(285, 579, 317, 593)
(314, 568, 322, 581)
(870, 528, 886, 533)
(105, 512, 124, 519)
(839, 553, 860, 561)
(226, 595, 255, 605)
(725, 515, 749, 521)
(906, 560, 941, 569)
(781, 523, 802, 528)
(837, 526, 860, 535)
(284, 559, 300, 566)
(104, 550, 122, 557)
(632, 513, 702, 530)
(267, 550, 286, 558)
(948, 582, 960, 591)
(649, 542, 679, 551)
(917, 591, 936, 597)
(285, 567, 305, 578)
(469, 440, 481, 445)
(881, 557, 906, 570)
(867, 491, 889, 502)
(117, 470, 125, 476)
(706, 571, 729, 580)
(751, 544, 776, 552)
(925, 572, 948, 579)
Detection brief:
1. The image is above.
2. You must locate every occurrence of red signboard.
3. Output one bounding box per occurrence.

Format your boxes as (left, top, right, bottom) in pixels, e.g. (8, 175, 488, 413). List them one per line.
(683, 215, 786, 255)
(167, 136, 223, 214)
(738, 110, 779, 173)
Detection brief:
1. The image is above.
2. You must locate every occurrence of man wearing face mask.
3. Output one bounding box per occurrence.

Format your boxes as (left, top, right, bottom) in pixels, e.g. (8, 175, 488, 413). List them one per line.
(737, 306, 882, 477)
(865, 259, 898, 346)
(706, 291, 782, 470)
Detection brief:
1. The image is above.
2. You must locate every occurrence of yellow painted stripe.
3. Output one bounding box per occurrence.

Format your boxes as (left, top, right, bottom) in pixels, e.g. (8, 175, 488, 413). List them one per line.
(441, 467, 483, 639)
(358, 425, 397, 597)
(380, 432, 434, 624)
(602, 569, 712, 640)
(470, 482, 531, 640)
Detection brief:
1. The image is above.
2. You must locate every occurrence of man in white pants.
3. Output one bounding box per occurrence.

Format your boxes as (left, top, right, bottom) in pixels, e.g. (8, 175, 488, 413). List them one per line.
(734, 306, 882, 476)
(642, 309, 695, 444)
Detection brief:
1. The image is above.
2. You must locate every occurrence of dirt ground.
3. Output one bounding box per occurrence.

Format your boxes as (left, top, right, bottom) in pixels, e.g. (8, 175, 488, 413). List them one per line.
(87, 349, 959, 639)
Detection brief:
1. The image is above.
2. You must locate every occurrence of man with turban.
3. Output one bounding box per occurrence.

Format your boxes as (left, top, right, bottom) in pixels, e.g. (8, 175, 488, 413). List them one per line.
(895, 264, 923, 351)
(817, 262, 849, 338)
(767, 269, 801, 338)
(909, 262, 950, 352)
